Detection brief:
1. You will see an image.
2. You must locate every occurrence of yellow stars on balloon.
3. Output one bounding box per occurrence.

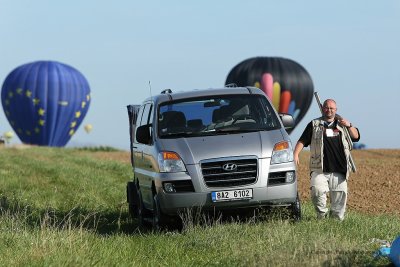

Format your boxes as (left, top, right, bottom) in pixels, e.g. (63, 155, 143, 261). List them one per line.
(38, 119, 45, 126)
(81, 101, 86, 108)
(70, 121, 77, 136)
(33, 98, 40, 106)
(38, 108, 45, 116)
(4, 99, 10, 106)
(75, 111, 81, 118)
(26, 90, 32, 98)
(8, 92, 13, 98)
(86, 94, 91, 101)
(34, 127, 40, 134)
(16, 88, 23, 95)
(25, 130, 31, 136)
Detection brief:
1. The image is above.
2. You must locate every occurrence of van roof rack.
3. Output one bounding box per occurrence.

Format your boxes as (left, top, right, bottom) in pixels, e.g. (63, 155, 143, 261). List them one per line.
(161, 89, 173, 94)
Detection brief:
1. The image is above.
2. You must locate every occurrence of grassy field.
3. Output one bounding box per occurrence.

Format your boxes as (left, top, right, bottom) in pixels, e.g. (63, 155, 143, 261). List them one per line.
(0, 146, 398, 266)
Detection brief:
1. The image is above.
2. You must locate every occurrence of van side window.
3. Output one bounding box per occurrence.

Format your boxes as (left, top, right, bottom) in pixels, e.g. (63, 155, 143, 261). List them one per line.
(136, 105, 144, 126)
(148, 105, 154, 125)
(148, 105, 154, 138)
(144, 104, 153, 141)
(141, 104, 152, 126)
(137, 103, 153, 145)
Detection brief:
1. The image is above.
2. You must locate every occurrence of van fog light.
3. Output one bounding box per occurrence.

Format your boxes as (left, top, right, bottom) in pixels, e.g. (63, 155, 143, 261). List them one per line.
(285, 172, 295, 183)
(163, 183, 176, 193)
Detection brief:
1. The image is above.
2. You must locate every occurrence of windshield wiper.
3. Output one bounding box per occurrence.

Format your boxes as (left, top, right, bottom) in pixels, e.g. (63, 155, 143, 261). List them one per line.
(160, 128, 269, 138)
(160, 132, 203, 138)
(216, 127, 273, 134)
(234, 128, 269, 132)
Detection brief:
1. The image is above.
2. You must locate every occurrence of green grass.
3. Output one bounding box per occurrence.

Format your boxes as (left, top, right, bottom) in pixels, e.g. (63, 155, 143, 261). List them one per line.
(0, 147, 398, 266)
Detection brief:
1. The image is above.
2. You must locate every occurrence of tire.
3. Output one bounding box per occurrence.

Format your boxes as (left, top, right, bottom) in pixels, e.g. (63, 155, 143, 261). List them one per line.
(127, 182, 139, 218)
(136, 186, 150, 228)
(290, 193, 302, 222)
(151, 193, 171, 230)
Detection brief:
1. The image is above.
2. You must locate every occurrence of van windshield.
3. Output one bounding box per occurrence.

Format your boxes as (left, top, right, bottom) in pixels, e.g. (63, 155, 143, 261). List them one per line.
(158, 95, 281, 138)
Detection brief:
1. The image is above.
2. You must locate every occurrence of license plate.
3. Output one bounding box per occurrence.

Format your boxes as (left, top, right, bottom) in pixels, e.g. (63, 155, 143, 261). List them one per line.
(211, 189, 253, 202)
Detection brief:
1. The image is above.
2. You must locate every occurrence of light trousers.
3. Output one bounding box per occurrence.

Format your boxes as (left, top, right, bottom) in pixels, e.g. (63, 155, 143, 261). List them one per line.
(310, 171, 348, 220)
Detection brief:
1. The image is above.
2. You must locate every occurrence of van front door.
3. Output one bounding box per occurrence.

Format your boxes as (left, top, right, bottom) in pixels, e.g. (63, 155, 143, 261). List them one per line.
(127, 105, 140, 168)
(133, 103, 154, 208)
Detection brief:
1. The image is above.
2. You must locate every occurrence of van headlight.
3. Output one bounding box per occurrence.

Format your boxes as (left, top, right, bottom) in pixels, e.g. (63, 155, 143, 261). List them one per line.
(158, 152, 187, 172)
(271, 141, 294, 164)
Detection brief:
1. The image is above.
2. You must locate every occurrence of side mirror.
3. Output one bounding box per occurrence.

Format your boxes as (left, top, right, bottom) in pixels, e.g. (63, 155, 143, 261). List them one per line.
(279, 113, 294, 129)
(136, 125, 151, 144)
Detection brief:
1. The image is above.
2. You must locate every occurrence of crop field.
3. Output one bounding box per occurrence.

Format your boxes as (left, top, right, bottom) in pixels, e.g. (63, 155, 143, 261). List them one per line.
(0, 146, 399, 266)
(297, 149, 400, 216)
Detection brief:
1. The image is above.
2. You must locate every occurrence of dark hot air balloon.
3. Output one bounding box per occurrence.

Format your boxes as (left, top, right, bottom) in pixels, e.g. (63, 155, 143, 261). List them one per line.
(226, 57, 314, 133)
(1, 61, 91, 146)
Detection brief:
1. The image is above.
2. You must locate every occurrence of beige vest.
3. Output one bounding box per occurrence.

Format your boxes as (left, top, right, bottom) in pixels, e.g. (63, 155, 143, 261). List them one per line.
(309, 118, 352, 180)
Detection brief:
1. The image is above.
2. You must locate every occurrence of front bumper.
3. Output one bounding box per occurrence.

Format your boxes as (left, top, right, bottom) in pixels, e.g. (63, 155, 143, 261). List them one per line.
(158, 182, 298, 215)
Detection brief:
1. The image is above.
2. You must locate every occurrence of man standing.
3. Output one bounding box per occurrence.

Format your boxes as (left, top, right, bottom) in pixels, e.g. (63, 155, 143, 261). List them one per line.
(293, 99, 360, 220)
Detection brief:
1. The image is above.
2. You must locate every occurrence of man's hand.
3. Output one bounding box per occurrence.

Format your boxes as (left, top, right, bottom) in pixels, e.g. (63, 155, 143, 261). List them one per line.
(338, 117, 359, 139)
(293, 141, 304, 166)
(294, 153, 300, 166)
(338, 117, 351, 128)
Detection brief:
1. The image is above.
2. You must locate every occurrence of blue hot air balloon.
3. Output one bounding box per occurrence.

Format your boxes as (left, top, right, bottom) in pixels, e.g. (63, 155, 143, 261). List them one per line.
(1, 61, 91, 146)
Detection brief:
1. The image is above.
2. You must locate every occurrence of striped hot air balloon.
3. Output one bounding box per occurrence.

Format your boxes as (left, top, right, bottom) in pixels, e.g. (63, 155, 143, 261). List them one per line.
(226, 57, 314, 133)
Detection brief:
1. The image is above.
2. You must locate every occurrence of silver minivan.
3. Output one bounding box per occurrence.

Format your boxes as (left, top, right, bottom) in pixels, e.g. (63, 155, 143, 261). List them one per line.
(126, 86, 301, 228)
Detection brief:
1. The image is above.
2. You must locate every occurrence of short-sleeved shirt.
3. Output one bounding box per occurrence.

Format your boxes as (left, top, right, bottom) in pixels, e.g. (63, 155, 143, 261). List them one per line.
(298, 120, 359, 174)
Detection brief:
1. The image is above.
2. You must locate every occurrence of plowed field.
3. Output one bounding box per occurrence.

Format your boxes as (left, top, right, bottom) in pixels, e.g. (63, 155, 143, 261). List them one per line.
(95, 149, 400, 216)
(297, 149, 400, 215)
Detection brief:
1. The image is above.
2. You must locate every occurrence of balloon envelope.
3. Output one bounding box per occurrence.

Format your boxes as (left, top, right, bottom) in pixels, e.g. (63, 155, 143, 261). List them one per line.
(84, 124, 93, 133)
(1, 61, 91, 146)
(226, 57, 314, 133)
(4, 131, 14, 139)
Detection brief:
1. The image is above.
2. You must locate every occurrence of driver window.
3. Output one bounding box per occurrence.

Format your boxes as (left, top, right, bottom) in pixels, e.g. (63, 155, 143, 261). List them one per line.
(134, 103, 153, 144)
(140, 104, 151, 127)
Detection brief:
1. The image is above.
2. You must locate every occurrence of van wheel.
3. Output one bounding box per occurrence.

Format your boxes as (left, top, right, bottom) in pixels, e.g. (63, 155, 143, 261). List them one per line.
(128, 201, 138, 218)
(136, 187, 150, 228)
(127, 182, 139, 218)
(151, 193, 170, 230)
(290, 194, 302, 221)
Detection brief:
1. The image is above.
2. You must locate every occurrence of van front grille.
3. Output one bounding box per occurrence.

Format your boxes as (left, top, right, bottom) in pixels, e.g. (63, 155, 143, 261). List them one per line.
(201, 158, 257, 187)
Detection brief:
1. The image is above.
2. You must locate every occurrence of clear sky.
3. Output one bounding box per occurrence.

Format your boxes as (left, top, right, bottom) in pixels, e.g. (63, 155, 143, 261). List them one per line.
(1, 0, 399, 150)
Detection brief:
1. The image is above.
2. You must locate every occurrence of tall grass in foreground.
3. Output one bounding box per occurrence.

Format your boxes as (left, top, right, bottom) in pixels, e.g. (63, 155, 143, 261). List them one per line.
(0, 147, 398, 266)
